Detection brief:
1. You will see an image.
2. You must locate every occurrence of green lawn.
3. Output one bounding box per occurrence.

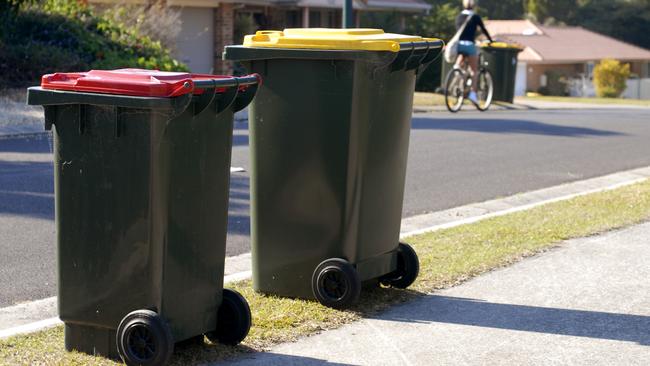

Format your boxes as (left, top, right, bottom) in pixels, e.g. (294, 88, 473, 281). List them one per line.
(518, 95, 650, 107)
(2, 180, 649, 365)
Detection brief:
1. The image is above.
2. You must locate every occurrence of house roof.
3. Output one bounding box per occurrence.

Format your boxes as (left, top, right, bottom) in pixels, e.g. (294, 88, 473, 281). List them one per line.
(90, 0, 430, 12)
(484, 20, 650, 64)
(295, 0, 430, 12)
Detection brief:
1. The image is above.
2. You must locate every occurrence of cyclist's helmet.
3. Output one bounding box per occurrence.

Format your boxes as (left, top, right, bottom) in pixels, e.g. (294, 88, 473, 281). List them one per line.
(463, 0, 476, 9)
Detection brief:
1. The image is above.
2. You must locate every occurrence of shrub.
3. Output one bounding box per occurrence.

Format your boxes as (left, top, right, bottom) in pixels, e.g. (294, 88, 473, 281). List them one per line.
(538, 70, 568, 96)
(0, 0, 187, 87)
(99, 1, 182, 52)
(593, 59, 630, 98)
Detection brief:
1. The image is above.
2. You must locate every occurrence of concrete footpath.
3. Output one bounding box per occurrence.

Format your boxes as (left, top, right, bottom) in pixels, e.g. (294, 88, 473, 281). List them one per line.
(220, 222, 650, 366)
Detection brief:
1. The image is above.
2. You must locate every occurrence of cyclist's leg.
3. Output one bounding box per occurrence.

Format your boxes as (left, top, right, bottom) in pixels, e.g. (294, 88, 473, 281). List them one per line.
(468, 55, 479, 91)
(455, 53, 465, 69)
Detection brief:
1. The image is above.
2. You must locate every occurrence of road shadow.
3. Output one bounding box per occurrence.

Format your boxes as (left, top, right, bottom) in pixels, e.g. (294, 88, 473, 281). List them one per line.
(0, 157, 251, 237)
(0, 160, 54, 219)
(412, 117, 624, 137)
(0, 134, 52, 153)
(233, 134, 249, 147)
(220, 353, 356, 366)
(227, 174, 250, 234)
(376, 295, 650, 346)
(232, 121, 249, 146)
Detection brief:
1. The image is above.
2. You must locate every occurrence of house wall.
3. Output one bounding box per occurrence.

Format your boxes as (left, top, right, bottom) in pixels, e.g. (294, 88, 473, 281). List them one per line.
(175, 7, 214, 73)
(213, 3, 234, 75)
(526, 63, 584, 93)
(628, 61, 650, 78)
(525, 60, 650, 93)
(515, 62, 527, 96)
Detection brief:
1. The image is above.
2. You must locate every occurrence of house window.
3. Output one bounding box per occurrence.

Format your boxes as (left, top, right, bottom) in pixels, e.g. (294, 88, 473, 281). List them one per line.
(586, 61, 595, 78)
(327, 10, 341, 28)
(285, 10, 301, 28)
(309, 10, 321, 27)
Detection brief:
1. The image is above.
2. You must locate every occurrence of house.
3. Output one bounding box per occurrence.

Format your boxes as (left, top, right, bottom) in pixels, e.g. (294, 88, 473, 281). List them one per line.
(484, 20, 650, 97)
(90, 0, 431, 75)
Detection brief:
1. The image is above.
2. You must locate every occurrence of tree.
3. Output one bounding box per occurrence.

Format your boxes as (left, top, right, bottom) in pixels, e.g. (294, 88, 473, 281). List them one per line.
(525, 0, 579, 23)
(479, 0, 526, 19)
(572, 0, 650, 50)
(593, 59, 631, 98)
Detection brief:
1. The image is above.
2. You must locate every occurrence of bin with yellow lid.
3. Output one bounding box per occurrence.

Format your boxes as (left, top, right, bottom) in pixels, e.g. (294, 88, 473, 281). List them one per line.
(480, 41, 523, 103)
(224, 28, 442, 309)
(440, 41, 523, 103)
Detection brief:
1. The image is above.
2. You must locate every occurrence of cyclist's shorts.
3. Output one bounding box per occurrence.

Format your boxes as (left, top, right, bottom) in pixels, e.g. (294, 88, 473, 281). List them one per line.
(458, 40, 477, 56)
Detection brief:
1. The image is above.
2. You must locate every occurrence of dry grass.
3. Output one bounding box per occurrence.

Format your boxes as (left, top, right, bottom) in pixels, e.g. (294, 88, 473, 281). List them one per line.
(413, 92, 446, 107)
(2, 180, 649, 365)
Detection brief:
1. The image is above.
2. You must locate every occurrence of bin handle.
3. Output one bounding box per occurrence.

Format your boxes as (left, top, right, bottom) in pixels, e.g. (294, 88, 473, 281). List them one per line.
(192, 79, 219, 116)
(406, 42, 431, 71)
(232, 79, 259, 112)
(216, 78, 240, 114)
(192, 75, 260, 90)
(189, 74, 261, 115)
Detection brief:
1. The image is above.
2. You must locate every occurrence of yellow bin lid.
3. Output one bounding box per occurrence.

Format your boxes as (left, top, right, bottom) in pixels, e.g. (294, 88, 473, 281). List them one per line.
(243, 28, 439, 52)
(480, 41, 523, 49)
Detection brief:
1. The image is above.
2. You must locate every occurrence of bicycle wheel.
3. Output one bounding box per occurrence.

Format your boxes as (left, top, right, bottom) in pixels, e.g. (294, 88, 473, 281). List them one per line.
(475, 69, 493, 111)
(444, 69, 465, 113)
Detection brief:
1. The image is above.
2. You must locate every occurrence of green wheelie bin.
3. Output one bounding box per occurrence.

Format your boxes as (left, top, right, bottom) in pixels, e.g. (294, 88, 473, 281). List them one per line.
(479, 42, 523, 103)
(27, 69, 260, 366)
(224, 29, 442, 309)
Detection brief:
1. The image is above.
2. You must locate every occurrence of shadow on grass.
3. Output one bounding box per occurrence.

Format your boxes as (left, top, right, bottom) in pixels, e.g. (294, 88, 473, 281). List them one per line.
(173, 340, 355, 365)
(166, 285, 425, 365)
(170, 340, 257, 366)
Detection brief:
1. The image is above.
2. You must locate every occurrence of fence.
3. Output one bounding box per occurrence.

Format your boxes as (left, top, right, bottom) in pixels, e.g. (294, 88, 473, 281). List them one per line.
(568, 77, 650, 100)
(623, 78, 650, 100)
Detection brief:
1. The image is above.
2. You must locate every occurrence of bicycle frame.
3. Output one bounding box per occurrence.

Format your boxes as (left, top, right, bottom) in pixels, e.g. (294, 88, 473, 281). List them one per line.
(444, 51, 493, 113)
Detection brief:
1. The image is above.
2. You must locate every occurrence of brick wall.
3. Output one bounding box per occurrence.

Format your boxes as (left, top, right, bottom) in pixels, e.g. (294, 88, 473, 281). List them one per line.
(214, 4, 234, 75)
(526, 64, 583, 92)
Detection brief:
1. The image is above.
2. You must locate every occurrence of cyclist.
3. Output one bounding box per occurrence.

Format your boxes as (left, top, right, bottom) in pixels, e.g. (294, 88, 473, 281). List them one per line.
(455, 0, 493, 105)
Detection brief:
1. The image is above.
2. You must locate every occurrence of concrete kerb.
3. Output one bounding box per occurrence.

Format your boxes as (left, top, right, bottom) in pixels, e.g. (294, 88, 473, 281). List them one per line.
(412, 99, 650, 113)
(1, 166, 649, 340)
(0, 269, 255, 340)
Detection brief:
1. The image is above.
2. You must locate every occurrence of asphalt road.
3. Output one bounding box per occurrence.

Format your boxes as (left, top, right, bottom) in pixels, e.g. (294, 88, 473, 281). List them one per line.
(1, 108, 650, 307)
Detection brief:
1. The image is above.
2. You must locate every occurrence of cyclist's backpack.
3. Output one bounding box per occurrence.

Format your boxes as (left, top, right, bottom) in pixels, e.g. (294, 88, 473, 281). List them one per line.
(444, 14, 474, 63)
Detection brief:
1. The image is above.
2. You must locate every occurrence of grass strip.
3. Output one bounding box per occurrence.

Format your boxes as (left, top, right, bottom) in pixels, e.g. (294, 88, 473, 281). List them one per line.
(412, 92, 515, 109)
(2, 180, 649, 365)
(413, 92, 446, 107)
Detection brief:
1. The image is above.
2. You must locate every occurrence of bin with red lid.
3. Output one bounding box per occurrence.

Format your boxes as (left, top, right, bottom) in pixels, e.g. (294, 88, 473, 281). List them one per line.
(27, 69, 260, 366)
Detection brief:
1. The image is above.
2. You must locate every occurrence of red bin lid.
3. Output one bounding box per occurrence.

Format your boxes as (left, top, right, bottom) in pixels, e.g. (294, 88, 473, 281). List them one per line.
(41, 69, 236, 97)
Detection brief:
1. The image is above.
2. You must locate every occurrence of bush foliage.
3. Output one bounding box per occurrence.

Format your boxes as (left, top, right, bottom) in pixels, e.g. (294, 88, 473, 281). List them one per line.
(593, 59, 631, 98)
(0, 0, 187, 87)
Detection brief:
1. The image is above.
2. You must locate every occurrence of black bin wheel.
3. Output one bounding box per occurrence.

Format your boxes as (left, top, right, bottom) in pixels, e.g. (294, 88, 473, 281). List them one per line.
(205, 288, 251, 346)
(380, 242, 420, 289)
(116, 309, 174, 366)
(312, 258, 361, 309)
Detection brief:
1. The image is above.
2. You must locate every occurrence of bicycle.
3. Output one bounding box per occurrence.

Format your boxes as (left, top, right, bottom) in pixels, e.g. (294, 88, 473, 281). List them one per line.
(444, 51, 493, 113)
